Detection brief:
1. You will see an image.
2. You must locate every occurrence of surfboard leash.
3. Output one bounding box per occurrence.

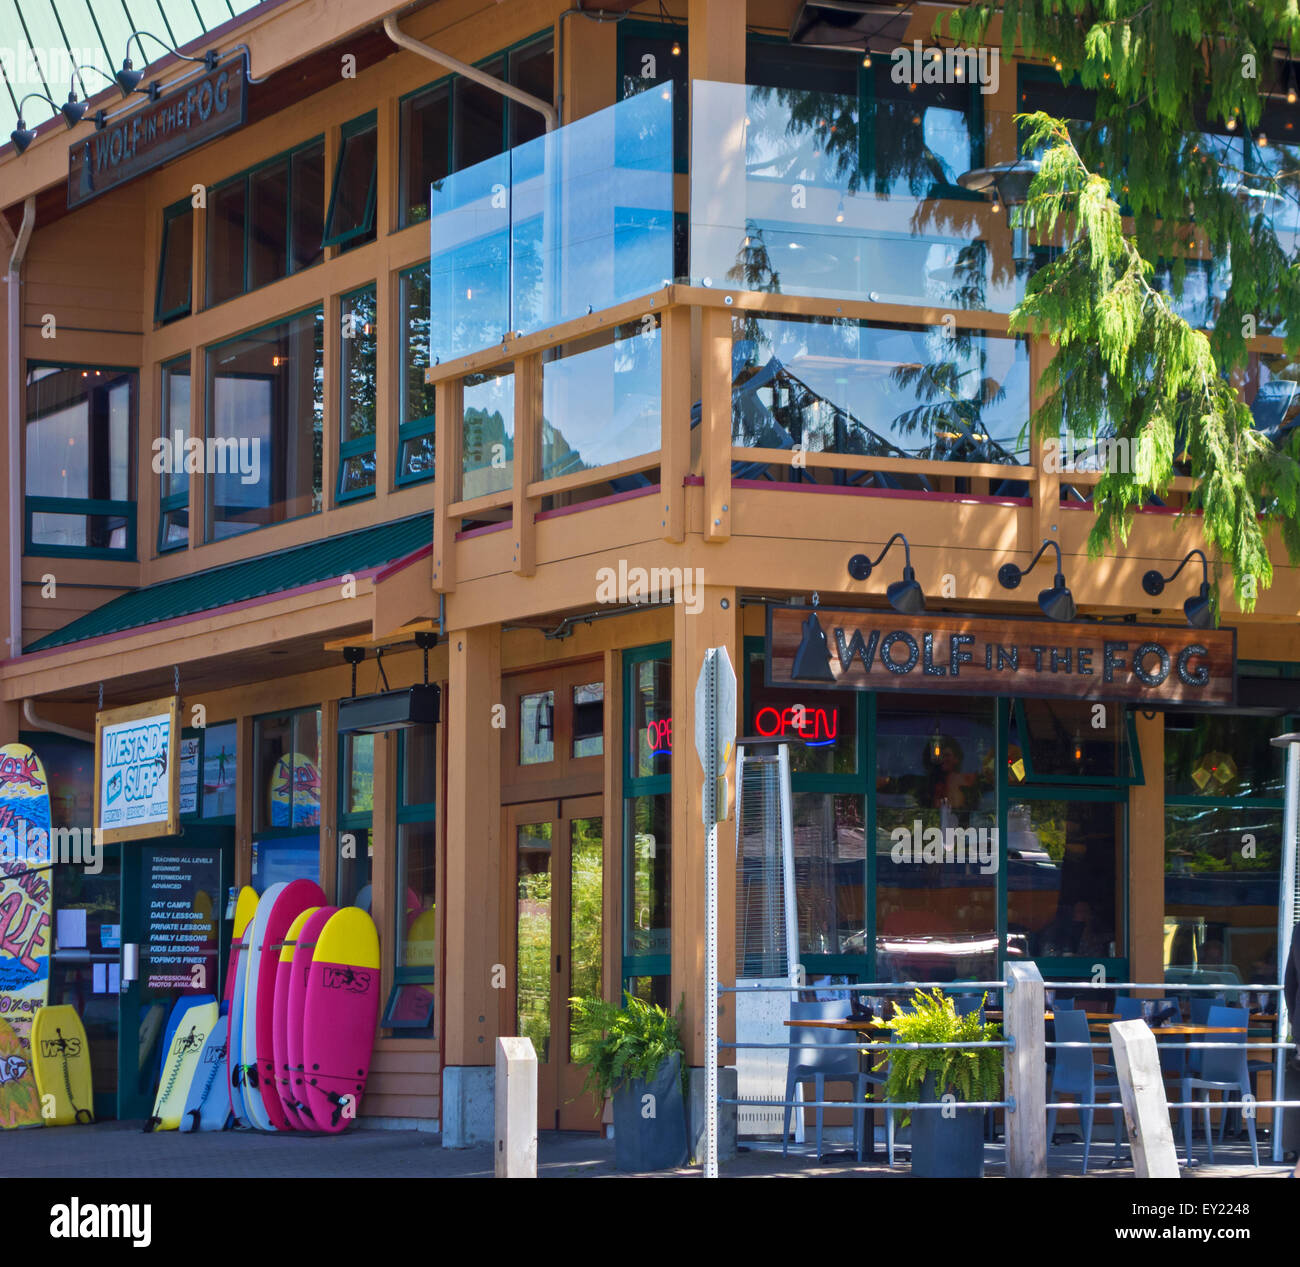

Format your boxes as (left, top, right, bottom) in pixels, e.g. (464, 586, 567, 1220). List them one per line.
(54, 1029, 94, 1126)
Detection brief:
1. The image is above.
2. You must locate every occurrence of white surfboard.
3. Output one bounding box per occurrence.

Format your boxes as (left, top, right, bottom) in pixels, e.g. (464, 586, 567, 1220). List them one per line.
(239, 881, 286, 1131)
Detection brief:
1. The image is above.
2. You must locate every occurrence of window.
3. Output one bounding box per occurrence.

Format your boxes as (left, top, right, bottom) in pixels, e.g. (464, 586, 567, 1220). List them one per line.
(24, 364, 136, 558)
(323, 113, 378, 249)
(398, 263, 436, 485)
(1009, 698, 1142, 786)
(158, 356, 190, 552)
(200, 722, 238, 820)
(253, 710, 322, 893)
(156, 200, 193, 323)
(205, 306, 324, 540)
(623, 646, 672, 990)
(338, 284, 377, 501)
(338, 732, 374, 906)
(206, 138, 324, 307)
(398, 35, 555, 228)
(385, 725, 438, 1030)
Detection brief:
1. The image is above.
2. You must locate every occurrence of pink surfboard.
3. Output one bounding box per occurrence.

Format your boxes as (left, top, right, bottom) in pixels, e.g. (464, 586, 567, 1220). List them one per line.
(278, 904, 338, 1130)
(271, 905, 320, 1130)
(300, 907, 381, 1134)
(254, 879, 325, 1130)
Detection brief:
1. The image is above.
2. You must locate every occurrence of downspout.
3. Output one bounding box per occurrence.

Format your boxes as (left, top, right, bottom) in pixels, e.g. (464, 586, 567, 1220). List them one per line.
(22, 699, 94, 745)
(382, 13, 557, 132)
(6, 196, 35, 664)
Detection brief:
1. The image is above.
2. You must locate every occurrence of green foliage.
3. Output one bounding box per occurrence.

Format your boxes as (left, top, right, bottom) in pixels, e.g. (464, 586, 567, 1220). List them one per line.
(568, 992, 686, 1109)
(871, 989, 1003, 1124)
(938, 2, 1300, 609)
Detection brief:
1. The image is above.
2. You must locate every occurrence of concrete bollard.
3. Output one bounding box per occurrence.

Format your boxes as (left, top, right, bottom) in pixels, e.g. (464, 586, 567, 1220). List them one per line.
(1109, 1020, 1179, 1178)
(1003, 962, 1047, 1177)
(495, 1036, 537, 1178)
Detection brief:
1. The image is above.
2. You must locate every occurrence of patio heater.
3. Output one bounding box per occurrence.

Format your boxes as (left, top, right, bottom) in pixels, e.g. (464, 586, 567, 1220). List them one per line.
(1269, 731, 1300, 1162)
(957, 158, 1041, 265)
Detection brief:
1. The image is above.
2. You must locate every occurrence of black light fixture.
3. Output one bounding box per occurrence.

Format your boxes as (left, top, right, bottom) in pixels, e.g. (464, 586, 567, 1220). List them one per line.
(997, 538, 1077, 622)
(9, 90, 83, 152)
(338, 632, 442, 734)
(1142, 548, 1215, 629)
(115, 31, 220, 100)
(957, 157, 1042, 263)
(847, 532, 925, 614)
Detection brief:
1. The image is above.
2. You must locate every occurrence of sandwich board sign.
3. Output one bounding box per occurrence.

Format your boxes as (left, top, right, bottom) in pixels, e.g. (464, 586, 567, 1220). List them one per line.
(694, 646, 737, 825)
(95, 697, 181, 842)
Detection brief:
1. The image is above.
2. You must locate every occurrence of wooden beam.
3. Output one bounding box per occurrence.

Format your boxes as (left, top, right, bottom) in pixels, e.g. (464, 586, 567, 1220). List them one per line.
(511, 354, 541, 578)
(1129, 711, 1165, 989)
(701, 305, 732, 543)
(660, 304, 691, 543)
(432, 378, 462, 592)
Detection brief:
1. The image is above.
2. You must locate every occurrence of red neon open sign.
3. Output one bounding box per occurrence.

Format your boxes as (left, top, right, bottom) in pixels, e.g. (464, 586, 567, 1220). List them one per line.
(754, 705, 839, 746)
(646, 717, 673, 752)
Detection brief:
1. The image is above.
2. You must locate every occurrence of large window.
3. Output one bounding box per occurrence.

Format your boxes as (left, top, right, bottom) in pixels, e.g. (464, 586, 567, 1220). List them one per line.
(323, 113, 378, 249)
(206, 138, 324, 307)
(199, 721, 238, 820)
(338, 284, 377, 501)
(398, 263, 436, 485)
(205, 307, 324, 540)
(155, 199, 193, 323)
(398, 34, 555, 228)
(386, 725, 438, 1031)
(623, 646, 672, 1003)
(24, 364, 136, 558)
(253, 708, 322, 892)
(338, 732, 374, 907)
(158, 356, 190, 552)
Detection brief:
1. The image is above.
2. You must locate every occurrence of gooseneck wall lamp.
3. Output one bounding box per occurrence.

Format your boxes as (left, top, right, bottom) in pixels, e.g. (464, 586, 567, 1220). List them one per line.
(847, 533, 926, 614)
(997, 538, 1077, 621)
(1142, 549, 1215, 629)
(9, 89, 83, 153)
(115, 31, 219, 100)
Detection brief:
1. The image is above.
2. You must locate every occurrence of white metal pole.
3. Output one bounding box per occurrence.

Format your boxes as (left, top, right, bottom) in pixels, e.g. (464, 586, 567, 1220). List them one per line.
(1271, 734, 1300, 1162)
(704, 650, 719, 1179)
(778, 743, 799, 992)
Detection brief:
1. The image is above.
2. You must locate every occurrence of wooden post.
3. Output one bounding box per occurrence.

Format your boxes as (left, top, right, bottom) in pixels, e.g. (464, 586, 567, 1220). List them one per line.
(495, 1036, 538, 1178)
(432, 377, 462, 592)
(659, 302, 690, 545)
(1129, 711, 1165, 991)
(1004, 961, 1047, 1177)
(511, 354, 540, 577)
(1109, 1019, 1180, 1178)
(700, 306, 732, 543)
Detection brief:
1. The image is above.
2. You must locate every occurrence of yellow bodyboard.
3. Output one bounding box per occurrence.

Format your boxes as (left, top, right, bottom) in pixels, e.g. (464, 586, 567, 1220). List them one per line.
(233, 885, 258, 941)
(280, 907, 320, 963)
(315, 907, 380, 970)
(151, 1000, 219, 1130)
(30, 1005, 94, 1126)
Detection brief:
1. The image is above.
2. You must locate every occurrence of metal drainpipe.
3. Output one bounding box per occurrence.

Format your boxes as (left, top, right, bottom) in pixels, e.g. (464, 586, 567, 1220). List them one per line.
(6, 196, 35, 665)
(382, 14, 557, 132)
(22, 699, 93, 745)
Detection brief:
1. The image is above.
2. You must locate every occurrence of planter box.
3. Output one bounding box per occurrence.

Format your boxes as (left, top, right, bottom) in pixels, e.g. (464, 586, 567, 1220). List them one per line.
(611, 1051, 689, 1172)
(908, 1072, 986, 1178)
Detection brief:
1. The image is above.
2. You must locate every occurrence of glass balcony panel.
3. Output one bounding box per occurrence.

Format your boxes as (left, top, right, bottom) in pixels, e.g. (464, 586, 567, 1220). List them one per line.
(461, 365, 514, 500)
(731, 314, 1031, 475)
(540, 318, 661, 481)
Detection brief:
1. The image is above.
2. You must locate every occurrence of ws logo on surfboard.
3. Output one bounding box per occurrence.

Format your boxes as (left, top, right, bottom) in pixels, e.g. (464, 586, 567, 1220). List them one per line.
(39, 1035, 81, 1059)
(322, 966, 371, 993)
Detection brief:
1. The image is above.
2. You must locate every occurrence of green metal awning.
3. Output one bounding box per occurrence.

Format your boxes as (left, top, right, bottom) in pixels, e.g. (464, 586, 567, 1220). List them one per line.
(24, 515, 432, 654)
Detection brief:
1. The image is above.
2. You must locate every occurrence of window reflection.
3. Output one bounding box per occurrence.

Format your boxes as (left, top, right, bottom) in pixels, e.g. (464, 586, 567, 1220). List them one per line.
(516, 822, 552, 1062)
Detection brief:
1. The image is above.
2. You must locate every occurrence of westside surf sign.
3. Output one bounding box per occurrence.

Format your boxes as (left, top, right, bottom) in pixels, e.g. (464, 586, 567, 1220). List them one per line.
(0, 743, 53, 1060)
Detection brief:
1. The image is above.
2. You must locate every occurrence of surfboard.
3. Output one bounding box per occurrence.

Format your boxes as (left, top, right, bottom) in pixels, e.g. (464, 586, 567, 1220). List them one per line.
(252, 879, 325, 1130)
(224, 887, 258, 1127)
(0, 744, 53, 1053)
(30, 1005, 93, 1126)
(180, 1012, 231, 1132)
(272, 905, 319, 1129)
(238, 881, 286, 1131)
(269, 752, 321, 828)
(137, 1002, 165, 1073)
(149, 995, 217, 1131)
(0, 1017, 42, 1129)
(284, 905, 338, 1131)
(300, 907, 381, 1134)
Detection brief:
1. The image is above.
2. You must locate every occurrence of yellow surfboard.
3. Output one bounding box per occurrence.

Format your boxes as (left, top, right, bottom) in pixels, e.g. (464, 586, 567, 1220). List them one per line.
(30, 1005, 94, 1126)
(150, 998, 219, 1130)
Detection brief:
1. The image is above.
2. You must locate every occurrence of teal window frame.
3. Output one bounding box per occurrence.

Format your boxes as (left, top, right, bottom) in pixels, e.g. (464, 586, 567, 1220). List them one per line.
(384, 726, 438, 1031)
(621, 642, 672, 987)
(155, 198, 193, 324)
(157, 353, 191, 554)
(1011, 698, 1144, 788)
(396, 261, 436, 487)
(337, 731, 375, 904)
(205, 135, 325, 308)
(24, 360, 137, 562)
(322, 112, 379, 249)
(252, 706, 323, 839)
(337, 282, 378, 503)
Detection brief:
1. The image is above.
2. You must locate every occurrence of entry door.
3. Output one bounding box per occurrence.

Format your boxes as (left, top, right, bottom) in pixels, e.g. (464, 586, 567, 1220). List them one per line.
(508, 796, 605, 1131)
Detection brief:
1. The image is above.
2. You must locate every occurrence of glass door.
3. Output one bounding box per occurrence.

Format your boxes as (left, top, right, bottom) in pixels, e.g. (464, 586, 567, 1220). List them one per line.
(508, 796, 605, 1131)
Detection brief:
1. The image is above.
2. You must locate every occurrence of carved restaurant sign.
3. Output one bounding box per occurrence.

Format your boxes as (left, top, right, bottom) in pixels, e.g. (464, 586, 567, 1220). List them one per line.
(67, 53, 248, 209)
(766, 606, 1236, 705)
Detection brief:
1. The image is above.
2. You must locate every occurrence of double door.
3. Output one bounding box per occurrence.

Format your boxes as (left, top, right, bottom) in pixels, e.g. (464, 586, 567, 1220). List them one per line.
(507, 797, 605, 1131)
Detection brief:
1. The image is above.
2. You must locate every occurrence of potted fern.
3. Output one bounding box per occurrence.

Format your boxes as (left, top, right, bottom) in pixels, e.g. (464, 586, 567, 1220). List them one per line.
(569, 992, 689, 1172)
(872, 988, 1002, 1178)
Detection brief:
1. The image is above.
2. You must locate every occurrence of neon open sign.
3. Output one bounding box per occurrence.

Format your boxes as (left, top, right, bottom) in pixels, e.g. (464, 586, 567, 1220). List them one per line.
(754, 705, 839, 746)
(646, 717, 673, 753)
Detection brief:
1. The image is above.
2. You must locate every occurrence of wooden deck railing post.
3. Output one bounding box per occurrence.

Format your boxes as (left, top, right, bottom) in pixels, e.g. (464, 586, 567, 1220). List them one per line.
(701, 305, 732, 544)
(512, 354, 541, 577)
(1004, 961, 1047, 1177)
(432, 377, 462, 592)
(660, 302, 690, 544)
